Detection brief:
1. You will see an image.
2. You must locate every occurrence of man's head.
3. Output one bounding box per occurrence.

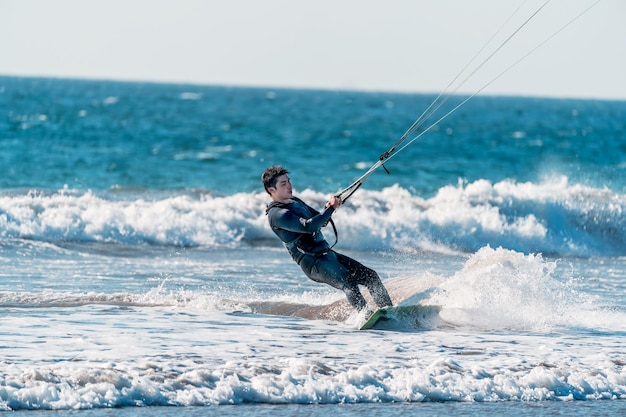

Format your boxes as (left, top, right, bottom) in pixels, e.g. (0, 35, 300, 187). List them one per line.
(262, 165, 289, 194)
(262, 165, 292, 201)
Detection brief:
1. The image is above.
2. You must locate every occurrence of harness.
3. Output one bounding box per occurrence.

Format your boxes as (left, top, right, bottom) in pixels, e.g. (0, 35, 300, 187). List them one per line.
(266, 197, 338, 259)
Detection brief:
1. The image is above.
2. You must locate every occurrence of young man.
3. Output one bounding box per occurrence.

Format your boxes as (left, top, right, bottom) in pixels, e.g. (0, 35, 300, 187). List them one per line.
(262, 165, 392, 313)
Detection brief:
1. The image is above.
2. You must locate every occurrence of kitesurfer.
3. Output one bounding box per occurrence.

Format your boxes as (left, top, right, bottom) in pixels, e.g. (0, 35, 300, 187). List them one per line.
(262, 165, 392, 312)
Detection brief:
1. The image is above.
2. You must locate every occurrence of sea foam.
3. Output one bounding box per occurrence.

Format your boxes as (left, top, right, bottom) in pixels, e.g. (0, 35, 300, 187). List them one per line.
(1, 176, 624, 256)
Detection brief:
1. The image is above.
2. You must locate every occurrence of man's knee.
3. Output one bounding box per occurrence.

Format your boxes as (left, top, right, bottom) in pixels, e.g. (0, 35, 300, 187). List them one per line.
(359, 268, 382, 287)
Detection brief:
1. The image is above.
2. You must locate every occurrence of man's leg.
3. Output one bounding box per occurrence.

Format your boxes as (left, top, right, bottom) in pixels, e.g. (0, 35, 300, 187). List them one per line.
(301, 253, 368, 311)
(334, 252, 393, 308)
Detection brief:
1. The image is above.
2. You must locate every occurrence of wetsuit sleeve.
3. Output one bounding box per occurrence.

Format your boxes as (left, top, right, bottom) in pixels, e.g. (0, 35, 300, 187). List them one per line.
(270, 205, 335, 234)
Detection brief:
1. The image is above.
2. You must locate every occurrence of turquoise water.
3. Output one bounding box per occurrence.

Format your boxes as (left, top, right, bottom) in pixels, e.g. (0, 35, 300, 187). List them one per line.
(3, 77, 625, 197)
(1, 76, 625, 414)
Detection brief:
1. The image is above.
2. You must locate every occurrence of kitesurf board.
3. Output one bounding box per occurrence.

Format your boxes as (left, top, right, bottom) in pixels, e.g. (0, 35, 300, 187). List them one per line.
(359, 304, 440, 330)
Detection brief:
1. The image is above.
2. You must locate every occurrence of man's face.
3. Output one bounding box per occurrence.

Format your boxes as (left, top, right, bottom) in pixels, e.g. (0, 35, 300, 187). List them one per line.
(269, 174, 292, 202)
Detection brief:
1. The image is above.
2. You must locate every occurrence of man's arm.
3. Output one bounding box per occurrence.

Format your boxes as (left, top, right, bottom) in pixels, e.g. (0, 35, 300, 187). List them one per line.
(270, 205, 335, 234)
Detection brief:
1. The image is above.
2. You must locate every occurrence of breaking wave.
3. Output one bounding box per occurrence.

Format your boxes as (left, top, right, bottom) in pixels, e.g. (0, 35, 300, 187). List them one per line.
(1, 176, 624, 256)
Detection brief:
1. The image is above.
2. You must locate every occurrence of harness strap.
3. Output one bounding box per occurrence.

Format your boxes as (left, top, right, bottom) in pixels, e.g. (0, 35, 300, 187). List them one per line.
(327, 217, 338, 249)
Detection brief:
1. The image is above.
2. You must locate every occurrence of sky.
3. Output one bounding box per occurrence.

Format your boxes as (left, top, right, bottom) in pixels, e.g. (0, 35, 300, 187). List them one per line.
(1, 0, 625, 100)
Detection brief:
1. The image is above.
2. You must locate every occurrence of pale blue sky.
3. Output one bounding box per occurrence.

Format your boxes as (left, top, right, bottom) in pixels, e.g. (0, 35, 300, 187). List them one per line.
(1, 0, 624, 100)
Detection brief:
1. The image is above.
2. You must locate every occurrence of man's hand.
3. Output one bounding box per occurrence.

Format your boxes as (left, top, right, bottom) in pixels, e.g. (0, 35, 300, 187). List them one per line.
(326, 195, 342, 209)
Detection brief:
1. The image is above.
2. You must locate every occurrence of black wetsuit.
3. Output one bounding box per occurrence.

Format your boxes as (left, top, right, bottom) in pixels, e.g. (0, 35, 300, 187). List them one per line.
(266, 196, 392, 311)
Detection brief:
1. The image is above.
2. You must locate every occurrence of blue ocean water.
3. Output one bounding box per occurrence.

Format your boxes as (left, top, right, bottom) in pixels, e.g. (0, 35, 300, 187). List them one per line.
(1, 76, 625, 415)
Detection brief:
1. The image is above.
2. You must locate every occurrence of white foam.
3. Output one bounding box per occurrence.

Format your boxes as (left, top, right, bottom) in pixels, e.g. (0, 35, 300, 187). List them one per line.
(327, 176, 626, 256)
(0, 306, 624, 410)
(426, 246, 626, 332)
(1, 244, 625, 410)
(1, 176, 624, 256)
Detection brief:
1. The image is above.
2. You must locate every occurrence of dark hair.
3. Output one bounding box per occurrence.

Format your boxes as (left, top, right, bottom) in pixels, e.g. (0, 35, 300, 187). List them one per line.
(262, 165, 289, 195)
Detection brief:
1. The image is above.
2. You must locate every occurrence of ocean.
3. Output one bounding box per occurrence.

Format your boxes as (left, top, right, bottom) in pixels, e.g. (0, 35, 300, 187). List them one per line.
(0, 76, 625, 416)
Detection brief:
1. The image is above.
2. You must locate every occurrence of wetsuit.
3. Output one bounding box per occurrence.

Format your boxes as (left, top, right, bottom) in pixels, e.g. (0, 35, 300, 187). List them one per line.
(266, 196, 392, 311)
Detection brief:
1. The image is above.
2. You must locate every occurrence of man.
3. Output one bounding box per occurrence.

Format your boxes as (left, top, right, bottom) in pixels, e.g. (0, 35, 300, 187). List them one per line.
(262, 165, 392, 313)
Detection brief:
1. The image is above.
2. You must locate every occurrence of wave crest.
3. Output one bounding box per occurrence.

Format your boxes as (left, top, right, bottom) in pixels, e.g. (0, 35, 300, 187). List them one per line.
(1, 176, 624, 256)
